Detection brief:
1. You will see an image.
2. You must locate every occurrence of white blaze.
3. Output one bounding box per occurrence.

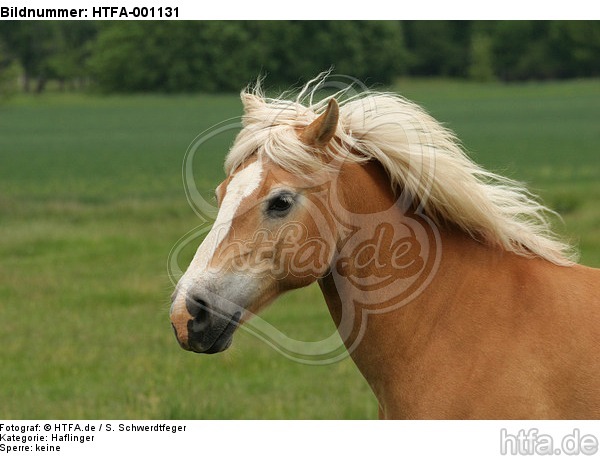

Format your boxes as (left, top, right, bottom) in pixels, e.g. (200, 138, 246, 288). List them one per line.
(186, 161, 263, 277)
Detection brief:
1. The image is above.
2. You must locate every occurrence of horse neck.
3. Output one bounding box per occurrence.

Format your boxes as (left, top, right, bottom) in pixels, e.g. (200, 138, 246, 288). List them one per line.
(317, 160, 509, 411)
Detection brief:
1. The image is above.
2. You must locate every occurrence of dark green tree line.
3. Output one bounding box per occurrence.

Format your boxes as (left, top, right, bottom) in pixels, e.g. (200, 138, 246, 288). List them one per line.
(0, 21, 96, 92)
(0, 21, 598, 94)
(85, 21, 409, 92)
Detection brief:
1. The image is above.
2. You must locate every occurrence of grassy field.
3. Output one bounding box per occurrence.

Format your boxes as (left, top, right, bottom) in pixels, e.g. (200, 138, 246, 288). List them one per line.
(0, 80, 598, 419)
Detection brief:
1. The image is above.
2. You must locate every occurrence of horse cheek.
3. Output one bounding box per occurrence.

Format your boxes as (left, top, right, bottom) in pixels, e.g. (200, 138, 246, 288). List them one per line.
(294, 241, 318, 277)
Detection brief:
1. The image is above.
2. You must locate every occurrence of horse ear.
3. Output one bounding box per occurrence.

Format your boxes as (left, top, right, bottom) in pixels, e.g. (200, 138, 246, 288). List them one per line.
(300, 99, 339, 148)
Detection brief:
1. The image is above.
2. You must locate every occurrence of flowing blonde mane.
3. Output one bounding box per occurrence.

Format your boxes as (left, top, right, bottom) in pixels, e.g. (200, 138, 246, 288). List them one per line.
(225, 75, 576, 266)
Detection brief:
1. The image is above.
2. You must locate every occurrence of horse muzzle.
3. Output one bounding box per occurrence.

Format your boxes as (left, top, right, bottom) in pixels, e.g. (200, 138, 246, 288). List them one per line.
(170, 293, 242, 354)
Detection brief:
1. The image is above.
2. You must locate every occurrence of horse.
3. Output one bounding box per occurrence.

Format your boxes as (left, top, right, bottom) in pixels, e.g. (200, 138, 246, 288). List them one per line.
(170, 75, 600, 419)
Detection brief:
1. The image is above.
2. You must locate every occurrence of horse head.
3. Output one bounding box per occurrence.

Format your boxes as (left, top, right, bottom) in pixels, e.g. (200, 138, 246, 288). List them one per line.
(170, 99, 342, 353)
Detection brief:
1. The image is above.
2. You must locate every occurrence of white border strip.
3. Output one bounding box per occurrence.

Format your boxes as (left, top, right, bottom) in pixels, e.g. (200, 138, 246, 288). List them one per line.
(2, 1, 598, 20)
(1, 420, 599, 456)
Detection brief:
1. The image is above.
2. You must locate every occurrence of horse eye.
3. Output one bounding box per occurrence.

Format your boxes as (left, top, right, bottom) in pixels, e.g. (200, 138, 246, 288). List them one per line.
(267, 193, 294, 216)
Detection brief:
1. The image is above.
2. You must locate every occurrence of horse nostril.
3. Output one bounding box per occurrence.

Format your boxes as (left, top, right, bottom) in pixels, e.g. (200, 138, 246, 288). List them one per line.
(186, 297, 209, 323)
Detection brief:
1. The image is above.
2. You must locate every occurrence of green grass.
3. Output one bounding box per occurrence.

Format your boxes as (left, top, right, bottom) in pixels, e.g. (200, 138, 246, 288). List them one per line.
(0, 80, 598, 419)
